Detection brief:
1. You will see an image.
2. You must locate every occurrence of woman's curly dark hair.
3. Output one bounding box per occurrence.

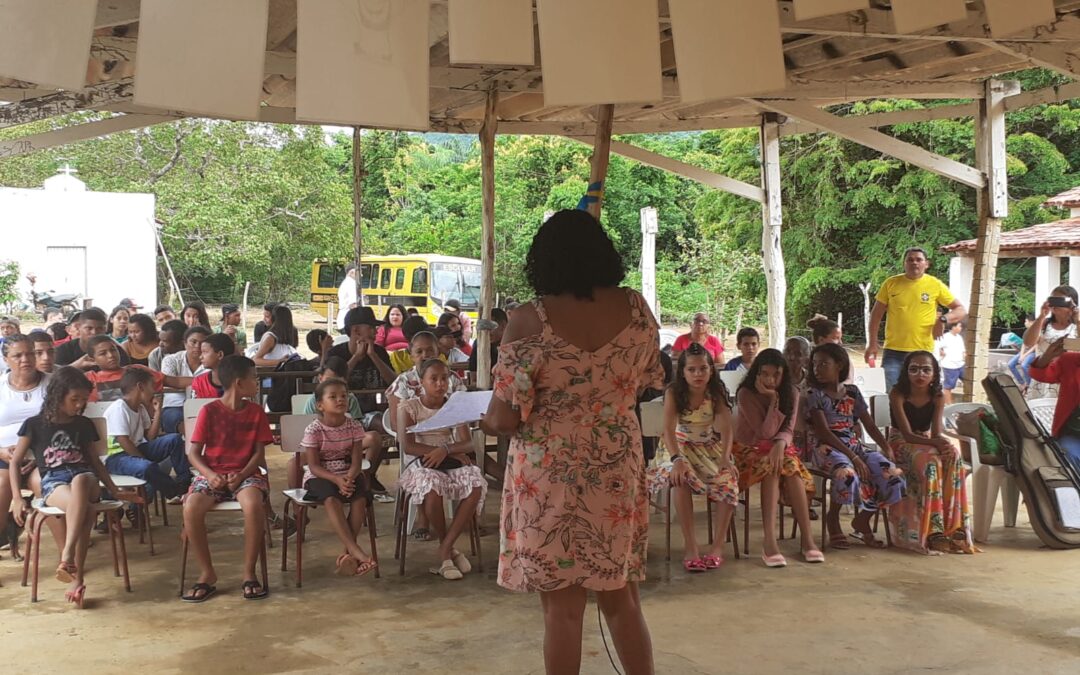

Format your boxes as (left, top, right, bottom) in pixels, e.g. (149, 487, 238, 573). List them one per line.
(669, 342, 729, 414)
(525, 210, 624, 299)
(42, 366, 93, 423)
(893, 350, 943, 399)
(737, 348, 795, 417)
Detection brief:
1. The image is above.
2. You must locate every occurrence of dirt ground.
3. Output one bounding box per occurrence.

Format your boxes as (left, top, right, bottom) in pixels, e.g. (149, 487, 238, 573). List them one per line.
(3, 448, 1080, 674)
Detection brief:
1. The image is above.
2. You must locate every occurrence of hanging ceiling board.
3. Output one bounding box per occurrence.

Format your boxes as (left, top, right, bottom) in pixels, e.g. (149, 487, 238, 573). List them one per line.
(0, 0, 98, 90)
(984, 0, 1056, 38)
(792, 0, 869, 22)
(535, 0, 662, 107)
(134, 0, 269, 119)
(448, 0, 534, 65)
(669, 0, 786, 102)
(891, 0, 968, 34)
(297, 0, 430, 130)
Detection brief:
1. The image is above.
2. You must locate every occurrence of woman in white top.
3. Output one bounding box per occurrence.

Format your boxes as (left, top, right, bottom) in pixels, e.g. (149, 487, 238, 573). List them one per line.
(252, 305, 299, 367)
(1022, 285, 1080, 396)
(0, 335, 52, 543)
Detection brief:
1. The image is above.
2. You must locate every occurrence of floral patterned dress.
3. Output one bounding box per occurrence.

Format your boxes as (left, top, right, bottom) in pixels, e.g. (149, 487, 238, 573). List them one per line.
(649, 397, 739, 505)
(492, 289, 665, 593)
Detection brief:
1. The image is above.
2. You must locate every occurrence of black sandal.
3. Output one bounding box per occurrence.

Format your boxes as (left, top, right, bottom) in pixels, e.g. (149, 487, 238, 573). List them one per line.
(413, 527, 432, 541)
(181, 582, 217, 603)
(242, 579, 268, 600)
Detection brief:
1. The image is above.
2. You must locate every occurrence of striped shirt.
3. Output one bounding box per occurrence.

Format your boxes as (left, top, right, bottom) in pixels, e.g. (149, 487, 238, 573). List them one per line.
(300, 417, 366, 486)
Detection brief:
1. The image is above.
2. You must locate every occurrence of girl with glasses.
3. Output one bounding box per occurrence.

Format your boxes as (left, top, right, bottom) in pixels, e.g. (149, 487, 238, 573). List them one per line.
(887, 351, 975, 554)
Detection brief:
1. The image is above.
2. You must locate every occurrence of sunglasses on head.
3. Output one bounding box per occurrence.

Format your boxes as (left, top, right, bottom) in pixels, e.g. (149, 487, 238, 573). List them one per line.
(907, 365, 934, 375)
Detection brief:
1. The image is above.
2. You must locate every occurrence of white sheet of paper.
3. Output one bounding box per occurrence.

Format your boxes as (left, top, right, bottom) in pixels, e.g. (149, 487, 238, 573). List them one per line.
(408, 390, 493, 433)
(1054, 486, 1080, 529)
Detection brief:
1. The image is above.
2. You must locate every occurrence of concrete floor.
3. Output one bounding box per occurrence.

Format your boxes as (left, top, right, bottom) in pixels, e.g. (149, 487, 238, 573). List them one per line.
(4, 452, 1080, 674)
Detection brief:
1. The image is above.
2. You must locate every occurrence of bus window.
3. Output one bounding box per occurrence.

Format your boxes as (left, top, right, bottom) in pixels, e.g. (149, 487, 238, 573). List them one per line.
(370, 264, 379, 288)
(395, 268, 405, 290)
(360, 264, 372, 289)
(380, 267, 392, 289)
(411, 267, 428, 294)
(317, 263, 341, 290)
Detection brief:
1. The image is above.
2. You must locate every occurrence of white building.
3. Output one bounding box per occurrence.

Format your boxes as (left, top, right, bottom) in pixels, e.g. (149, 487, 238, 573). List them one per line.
(0, 168, 158, 314)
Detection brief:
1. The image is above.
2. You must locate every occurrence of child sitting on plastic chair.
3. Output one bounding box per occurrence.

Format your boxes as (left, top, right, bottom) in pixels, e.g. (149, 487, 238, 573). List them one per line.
(397, 358, 485, 580)
(300, 377, 377, 577)
(181, 355, 273, 603)
(10, 367, 125, 608)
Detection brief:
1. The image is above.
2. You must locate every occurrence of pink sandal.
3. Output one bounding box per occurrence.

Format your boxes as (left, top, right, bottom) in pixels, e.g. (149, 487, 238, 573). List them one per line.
(700, 555, 725, 569)
(682, 558, 707, 573)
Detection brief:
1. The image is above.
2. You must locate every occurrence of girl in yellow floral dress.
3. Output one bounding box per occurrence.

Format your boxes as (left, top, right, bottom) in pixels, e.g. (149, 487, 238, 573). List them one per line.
(660, 343, 738, 572)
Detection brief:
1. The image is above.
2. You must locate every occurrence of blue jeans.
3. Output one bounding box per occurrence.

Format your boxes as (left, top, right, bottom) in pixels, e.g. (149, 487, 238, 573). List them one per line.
(1057, 435, 1080, 475)
(1008, 351, 1037, 386)
(161, 406, 184, 435)
(105, 433, 189, 500)
(882, 349, 908, 393)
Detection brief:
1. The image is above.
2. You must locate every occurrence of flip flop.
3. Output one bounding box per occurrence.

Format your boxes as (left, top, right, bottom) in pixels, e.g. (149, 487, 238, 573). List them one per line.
(181, 582, 217, 603)
(242, 579, 269, 600)
(335, 553, 359, 576)
(354, 559, 378, 578)
(683, 558, 707, 573)
(413, 527, 432, 541)
(65, 584, 86, 609)
(452, 549, 472, 575)
(700, 554, 725, 569)
(849, 530, 887, 549)
(829, 534, 851, 550)
(761, 552, 788, 568)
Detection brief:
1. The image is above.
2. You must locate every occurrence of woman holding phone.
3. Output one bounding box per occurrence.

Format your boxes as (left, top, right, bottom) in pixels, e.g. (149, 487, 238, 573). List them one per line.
(1023, 286, 1080, 396)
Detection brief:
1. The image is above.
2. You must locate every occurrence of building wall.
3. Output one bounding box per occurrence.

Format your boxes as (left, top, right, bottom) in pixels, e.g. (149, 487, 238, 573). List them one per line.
(0, 185, 157, 313)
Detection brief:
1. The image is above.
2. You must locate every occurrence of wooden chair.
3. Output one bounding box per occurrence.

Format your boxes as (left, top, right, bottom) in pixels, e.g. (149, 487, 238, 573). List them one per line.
(277, 414, 379, 586)
(178, 500, 269, 596)
(21, 498, 130, 602)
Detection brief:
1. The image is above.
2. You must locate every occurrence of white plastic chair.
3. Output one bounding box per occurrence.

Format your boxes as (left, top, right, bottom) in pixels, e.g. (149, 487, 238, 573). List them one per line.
(852, 368, 886, 397)
(943, 402, 1019, 543)
(1027, 397, 1057, 436)
(291, 394, 313, 415)
(82, 401, 114, 419)
(85, 413, 159, 551)
(719, 371, 745, 401)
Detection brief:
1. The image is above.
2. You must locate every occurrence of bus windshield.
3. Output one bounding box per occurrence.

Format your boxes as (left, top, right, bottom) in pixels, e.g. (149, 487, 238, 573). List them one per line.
(430, 262, 481, 309)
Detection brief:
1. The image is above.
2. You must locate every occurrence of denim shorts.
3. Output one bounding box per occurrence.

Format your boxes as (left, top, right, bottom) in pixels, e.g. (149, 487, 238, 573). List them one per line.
(41, 466, 96, 503)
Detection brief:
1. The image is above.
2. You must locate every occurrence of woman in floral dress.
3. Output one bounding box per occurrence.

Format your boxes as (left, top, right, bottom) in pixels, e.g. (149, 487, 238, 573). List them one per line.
(483, 210, 664, 675)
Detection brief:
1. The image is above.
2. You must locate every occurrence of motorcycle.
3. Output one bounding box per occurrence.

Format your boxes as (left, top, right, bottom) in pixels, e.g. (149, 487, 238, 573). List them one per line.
(26, 274, 81, 319)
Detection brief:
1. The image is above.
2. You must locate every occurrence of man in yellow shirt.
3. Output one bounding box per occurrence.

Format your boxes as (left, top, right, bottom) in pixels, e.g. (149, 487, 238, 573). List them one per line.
(865, 247, 966, 391)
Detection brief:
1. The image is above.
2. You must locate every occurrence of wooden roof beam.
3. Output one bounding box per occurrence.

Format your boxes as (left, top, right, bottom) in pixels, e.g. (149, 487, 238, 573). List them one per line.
(754, 98, 986, 188)
(988, 41, 1080, 80)
(568, 136, 764, 203)
(0, 113, 178, 159)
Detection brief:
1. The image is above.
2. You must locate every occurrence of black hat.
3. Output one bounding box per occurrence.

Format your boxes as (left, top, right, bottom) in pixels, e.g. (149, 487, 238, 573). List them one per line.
(344, 306, 379, 330)
(443, 299, 462, 311)
(222, 303, 240, 317)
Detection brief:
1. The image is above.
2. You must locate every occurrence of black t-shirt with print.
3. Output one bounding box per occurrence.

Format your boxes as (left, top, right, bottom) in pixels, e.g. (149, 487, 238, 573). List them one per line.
(327, 342, 391, 413)
(17, 414, 99, 474)
(55, 338, 131, 368)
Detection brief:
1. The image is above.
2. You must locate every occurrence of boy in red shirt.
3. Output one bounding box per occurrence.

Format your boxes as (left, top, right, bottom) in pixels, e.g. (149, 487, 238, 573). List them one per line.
(84, 335, 189, 402)
(182, 355, 272, 602)
(191, 333, 235, 399)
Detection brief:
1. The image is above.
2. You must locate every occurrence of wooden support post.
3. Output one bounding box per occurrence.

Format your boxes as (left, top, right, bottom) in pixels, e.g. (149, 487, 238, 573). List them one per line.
(964, 79, 1009, 402)
(640, 207, 658, 318)
(352, 127, 365, 308)
(477, 88, 499, 390)
(586, 104, 615, 221)
(759, 114, 787, 348)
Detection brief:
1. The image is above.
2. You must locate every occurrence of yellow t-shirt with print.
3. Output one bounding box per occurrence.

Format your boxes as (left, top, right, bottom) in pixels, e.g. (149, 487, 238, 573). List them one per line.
(876, 273, 955, 352)
(388, 349, 448, 375)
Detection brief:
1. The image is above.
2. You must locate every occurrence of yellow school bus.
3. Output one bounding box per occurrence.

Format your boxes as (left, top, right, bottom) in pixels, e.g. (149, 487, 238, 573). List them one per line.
(311, 255, 482, 324)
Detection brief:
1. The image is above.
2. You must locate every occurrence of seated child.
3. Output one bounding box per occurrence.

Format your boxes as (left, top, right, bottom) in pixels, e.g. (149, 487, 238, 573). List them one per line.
(723, 327, 760, 372)
(85, 336, 190, 402)
(398, 358, 486, 580)
(301, 377, 377, 577)
(191, 333, 236, 399)
(31, 331, 55, 374)
(103, 367, 190, 504)
(10, 366, 125, 607)
(295, 357, 386, 495)
(807, 342, 905, 550)
(386, 331, 466, 434)
(181, 355, 273, 603)
(434, 326, 468, 364)
(388, 316, 435, 374)
(305, 329, 333, 367)
(148, 319, 185, 371)
(122, 314, 159, 367)
(160, 326, 210, 434)
(660, 343, 738, 571)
